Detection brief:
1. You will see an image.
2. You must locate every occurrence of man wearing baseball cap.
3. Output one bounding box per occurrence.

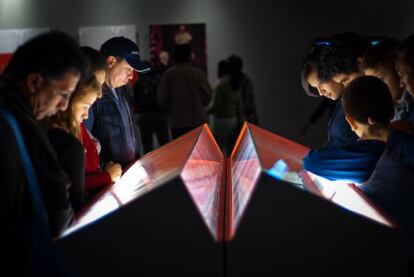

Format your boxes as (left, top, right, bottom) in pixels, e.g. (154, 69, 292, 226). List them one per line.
(85, 36, 149, 168)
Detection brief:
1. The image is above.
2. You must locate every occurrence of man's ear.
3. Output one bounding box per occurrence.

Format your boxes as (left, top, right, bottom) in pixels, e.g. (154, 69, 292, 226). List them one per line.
(26, 73, 43, 94)
(106, 56, 117, 68)
(345, 114, 357, 131)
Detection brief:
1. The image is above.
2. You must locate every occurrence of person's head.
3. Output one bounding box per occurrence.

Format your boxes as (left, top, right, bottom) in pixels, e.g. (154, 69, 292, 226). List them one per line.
(4, 30, 84, 120)
(331, 32, 371, 59)
(362, 38, 402, 102)
(173, 44, 192, 64)
(301, 47, 344, 100)
(218, 60, 231, 78)
(81, 46, 107, 97)
(100, 36, 149, 89)
(317, 46, 363, 87)
(227, 55, 243, 72)
(48, 76, 101, 139)
(158, 50, 170, 66)
(395, 35, 414, 97)
(342, 76, 394, 137)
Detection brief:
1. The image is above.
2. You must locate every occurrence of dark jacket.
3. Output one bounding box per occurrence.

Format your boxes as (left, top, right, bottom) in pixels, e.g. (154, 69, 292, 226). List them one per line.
(48, 128, 85, 212)
(327, 99, 359, 147)
(0, 78, 74, 237)
(360, 130, 414, 256)
(303, 139, 385, 183)
(85, 84, 139, 167)
(157, 63, 212, 128)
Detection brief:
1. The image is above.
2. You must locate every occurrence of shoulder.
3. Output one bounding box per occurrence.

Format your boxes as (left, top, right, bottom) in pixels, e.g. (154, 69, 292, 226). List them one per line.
(48, 128, 83, 153)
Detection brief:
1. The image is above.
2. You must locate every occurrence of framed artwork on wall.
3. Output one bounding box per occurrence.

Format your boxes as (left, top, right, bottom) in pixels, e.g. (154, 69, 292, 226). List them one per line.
(149, 23, 207, 75)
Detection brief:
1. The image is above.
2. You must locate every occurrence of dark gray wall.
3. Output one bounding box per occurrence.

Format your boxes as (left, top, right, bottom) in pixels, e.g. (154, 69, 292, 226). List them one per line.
(1, 0, 413, 148)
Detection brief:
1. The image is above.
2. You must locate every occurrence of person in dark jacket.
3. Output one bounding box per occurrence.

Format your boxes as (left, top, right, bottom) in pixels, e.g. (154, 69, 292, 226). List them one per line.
(341, 75, 414, 269)
(85, 37, 149, 168)
(133, 61, 170, 154)
(157, 44, 212, 139)
(0, 30, 84, 275)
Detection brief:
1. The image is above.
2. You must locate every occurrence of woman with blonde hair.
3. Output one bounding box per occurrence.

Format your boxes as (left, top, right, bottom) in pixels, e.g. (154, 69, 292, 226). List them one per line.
(47, 48, 122, 211)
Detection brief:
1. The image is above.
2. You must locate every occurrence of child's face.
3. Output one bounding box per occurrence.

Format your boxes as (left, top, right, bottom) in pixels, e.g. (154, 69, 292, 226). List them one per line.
(307, 69, 343, 100)
(396, 58, 414, 98)
(71, 89, 98, 125)
(364, 67, 403, 102)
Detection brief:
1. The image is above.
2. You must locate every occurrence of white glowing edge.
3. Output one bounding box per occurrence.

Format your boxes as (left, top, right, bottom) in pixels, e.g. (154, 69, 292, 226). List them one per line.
(62, 162, 151, 237)
(307, 172, 392, 227)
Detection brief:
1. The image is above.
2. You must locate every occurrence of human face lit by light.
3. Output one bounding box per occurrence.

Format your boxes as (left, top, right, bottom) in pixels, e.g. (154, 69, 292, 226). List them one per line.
(307, 69, 343, 100)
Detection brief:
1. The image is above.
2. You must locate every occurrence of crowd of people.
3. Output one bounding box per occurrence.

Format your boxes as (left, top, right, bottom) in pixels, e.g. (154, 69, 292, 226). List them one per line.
(0, 30, 259, 275)
(4, 28, 414, 274)
(301, 32, 414, 272)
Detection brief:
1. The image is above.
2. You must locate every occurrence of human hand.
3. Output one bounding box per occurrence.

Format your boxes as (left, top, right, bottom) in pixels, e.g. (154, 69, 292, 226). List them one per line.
(104, 161, 122, 182)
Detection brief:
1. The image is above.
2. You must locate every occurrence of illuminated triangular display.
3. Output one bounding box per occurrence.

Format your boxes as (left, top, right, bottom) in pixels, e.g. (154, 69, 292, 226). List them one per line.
(56, 123, 406, 277)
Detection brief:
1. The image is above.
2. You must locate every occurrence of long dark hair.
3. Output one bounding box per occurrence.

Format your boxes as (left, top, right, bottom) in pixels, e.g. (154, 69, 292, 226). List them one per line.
(219, 59, 241, 90)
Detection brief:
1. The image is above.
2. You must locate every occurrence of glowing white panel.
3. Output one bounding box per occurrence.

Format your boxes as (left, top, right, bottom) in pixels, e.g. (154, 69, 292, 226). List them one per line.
(62, 161, 153, 236)
(306, 172, 392, 227)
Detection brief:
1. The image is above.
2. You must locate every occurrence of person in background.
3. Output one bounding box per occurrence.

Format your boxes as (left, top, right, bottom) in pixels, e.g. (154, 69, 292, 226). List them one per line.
(85, 37, 149, 168)
(209, 59, 242, 156)
(157, 50, 170, 75)
(133, 61, 170, 154)
(227, 54, 259, 125)
(157, 43, 212, 139)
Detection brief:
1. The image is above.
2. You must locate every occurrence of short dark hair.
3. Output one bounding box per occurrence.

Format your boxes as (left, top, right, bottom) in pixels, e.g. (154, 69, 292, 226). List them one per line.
(173, 44, 192, 63)
(81, 46, 107, 73)
(362, 38, 399, 71)
(330, 32, 370, 58)
(5, 30, 84, 81)
(342, 76, 394, 124)
(317, 46, 360, 83)
(227, 55, 243, 71)
(396, 34, 414, 68)
(80, 46, 107, 84)
(218, 60, 231, 78)
(301, 46, 325, 97)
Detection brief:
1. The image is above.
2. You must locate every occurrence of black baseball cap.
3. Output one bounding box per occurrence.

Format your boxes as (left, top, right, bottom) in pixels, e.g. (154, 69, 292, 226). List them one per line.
(100, 36, 150, 73)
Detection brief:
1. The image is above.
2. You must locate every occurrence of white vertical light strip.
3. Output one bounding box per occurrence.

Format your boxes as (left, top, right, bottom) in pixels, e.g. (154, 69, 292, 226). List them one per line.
(78, 25, 136, 49)
(0, 28, 49, 53)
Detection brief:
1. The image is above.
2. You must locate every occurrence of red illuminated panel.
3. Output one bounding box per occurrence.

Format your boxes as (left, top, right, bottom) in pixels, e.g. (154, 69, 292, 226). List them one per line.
(247, 123, 309, 171)
(181, 126, 225, 241)
(229, 123, 394, 237)
(63, 126, 206, 236)
(228, 124, 262, 239)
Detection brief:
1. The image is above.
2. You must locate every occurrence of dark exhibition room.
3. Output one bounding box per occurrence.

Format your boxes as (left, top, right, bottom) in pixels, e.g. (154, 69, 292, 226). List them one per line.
(2, 0, 414, 276)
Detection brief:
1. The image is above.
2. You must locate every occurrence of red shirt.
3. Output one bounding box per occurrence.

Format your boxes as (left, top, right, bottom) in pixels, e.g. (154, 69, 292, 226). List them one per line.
(80, 123, 112, 191)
